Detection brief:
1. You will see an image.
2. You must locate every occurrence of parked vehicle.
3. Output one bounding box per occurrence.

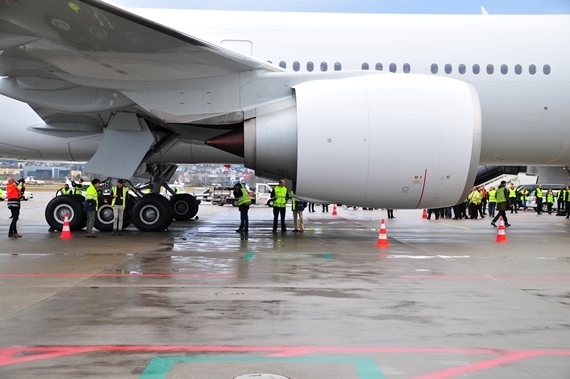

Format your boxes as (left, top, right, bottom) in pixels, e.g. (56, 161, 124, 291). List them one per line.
(526, 184, 566, 212)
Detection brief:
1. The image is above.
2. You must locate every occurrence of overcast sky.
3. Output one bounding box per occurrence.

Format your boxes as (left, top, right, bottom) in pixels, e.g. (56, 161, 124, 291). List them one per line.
(112, 0, 570, 14)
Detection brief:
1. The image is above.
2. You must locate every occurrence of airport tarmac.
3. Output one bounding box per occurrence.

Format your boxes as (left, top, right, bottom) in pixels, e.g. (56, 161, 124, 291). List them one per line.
(0, 193, 569, 378)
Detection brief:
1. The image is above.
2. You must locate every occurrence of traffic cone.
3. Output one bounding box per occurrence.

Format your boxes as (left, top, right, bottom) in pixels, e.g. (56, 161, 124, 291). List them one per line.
(332, 204, 338, 216)
(376, 218, 389, 247)
(495, 216, 508, 243)
(422, 209, 428, 219)
(59, 212, 73, 239)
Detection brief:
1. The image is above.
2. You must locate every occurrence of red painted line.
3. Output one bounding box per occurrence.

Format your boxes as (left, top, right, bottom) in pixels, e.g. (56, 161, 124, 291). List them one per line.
(1, 345, 569, 367)
(0, 273, 236, 278)
(415, 169, 428, 208)
(410, 351, 545, 379)
(400, 275, 570, 281)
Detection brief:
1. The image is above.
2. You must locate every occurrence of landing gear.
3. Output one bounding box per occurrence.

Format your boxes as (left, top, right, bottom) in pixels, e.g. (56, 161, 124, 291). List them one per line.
(170, 194, 198, 220)
(45, 195, 85, 231)
(131, 194, 172, 232)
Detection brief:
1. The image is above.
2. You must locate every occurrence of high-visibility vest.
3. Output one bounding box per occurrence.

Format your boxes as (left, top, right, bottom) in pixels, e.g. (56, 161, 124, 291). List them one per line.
(546, 192, 554, 204)
(557, 189, 566, 200)
(273, 186, 287, 208)
(74, 183, 83, 195)
(85, 184, 99, 210)
(488, 190, 497, 203)
(508, 188, 517, 198)
(496, 187, 507, 203)
(111, 186, 128, 206)
(469, 190, 481, 204)
(536, 188, 543, 199)
(237, 187, 251, 206)
(61, 187, 72, 195)
(520, 190, 529, 200)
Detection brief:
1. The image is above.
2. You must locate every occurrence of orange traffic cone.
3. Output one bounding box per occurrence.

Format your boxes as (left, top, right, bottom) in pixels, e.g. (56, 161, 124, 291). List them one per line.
(332, 204, 338, 216)
(59, 212, 73, 239)
(376, 218, 389, 247)
(495, 216, 508, 243)
(422, 208, 428, 219)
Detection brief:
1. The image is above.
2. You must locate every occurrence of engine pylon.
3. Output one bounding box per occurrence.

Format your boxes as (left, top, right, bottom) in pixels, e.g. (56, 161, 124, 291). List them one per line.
(59, 212, 73, 239)
(376, 218, 389, 247)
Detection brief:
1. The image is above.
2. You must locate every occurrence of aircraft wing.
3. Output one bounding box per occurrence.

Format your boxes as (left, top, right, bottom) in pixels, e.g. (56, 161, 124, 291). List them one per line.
(0, 0, 282, 82)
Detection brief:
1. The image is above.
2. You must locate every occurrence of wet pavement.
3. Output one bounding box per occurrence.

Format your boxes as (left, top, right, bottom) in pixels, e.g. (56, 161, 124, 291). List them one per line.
(0, 194, 569, 378)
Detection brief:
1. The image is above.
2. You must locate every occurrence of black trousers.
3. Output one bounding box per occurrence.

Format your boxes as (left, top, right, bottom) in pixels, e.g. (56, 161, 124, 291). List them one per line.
(492, 209, 508, 225)
(238, 204, 249, 230)
(9, 206, 19, 235)
(273, 207, 286, 231)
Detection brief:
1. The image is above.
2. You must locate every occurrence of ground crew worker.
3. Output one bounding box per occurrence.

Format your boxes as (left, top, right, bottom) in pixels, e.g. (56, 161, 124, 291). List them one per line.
(0, 185, 3, 200)
(480, 186, 487, 215)
(61, 183, 73, 195)
(508, 183, 518, 213)
(17, 179, 25, 201)
(556, 187, 566, 214)
(72, 178, 84, 196)
(520, 187, 529, 212)
(487, 186, 497, 217)
(6, 177, 22, 237)
(491, 180, 511, 227)
(545, 188, 555, 215)
(535, 184, 544, 215)
(271, 179, 289, 232)
(565, 185, 570, 219)
(468, 186, 481, 219)
(290, 187, 306, 232)
(111, 179, 128, 236)
(84, 179, 101, 238)
(233, 182, 251, 233)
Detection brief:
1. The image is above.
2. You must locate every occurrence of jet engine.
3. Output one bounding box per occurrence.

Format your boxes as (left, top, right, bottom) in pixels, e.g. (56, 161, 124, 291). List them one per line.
(243, 74, 482, 208)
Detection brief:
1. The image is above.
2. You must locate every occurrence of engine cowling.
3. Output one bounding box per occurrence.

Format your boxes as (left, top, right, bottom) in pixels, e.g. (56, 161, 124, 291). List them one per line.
(245, 73, 481, 208)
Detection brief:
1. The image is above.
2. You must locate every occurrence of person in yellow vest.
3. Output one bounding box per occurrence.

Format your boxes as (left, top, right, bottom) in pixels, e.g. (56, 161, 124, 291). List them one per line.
(233, 182, 251, 233)
(61, 183, 73, 195)
(508, 183, 518, 213)
(491, 180, 511, 227)
(556, 187, 566, 215)
(535, 184, 544, 215)
(84, 178, 101, 238)
(111, 179, 129, 236)
(17, 178, 25, 201)
(271, 179, 289, 232)
(290, 187, 307, 232)
(72, 178, 84, 196)
(565, 185, 570, 219)
(0, 185, 3, 201)
(468, 186, 481, 219)
(487, 186, 497, 218)
(519, 186, 529, 212)
(545, 188, 555, 215)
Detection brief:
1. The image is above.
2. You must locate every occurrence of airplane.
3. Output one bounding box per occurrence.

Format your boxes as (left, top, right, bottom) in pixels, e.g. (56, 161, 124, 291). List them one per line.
(25, 176, 45, 185)
(0, 0, 568, 232)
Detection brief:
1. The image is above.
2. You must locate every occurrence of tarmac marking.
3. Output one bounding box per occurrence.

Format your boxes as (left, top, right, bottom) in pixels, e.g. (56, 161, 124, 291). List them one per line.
(140, 356, 384, 379)
(0, 273, 236, 278)
(400, 275, 570, 281)
(244, 252, 334, 261)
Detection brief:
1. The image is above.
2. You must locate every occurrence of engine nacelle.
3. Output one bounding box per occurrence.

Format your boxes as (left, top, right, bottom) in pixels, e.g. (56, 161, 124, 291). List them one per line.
(245, 74, 481, 208)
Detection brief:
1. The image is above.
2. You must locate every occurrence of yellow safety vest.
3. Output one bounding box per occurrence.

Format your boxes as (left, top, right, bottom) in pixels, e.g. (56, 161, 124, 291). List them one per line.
(111, 186, 128, 206)
(488, 190, 496, 203)
(536, 188, 543, 198)
(520, 190, 529, 200)
(62, 187, 72, 195)
(85, 184, 99, 210)
(496, 187, 507, 203)
(508, 188, 517, 198)
(273, 186, 287, 208)
(237, 187, 251, 206)
(546, 192, 554, 203)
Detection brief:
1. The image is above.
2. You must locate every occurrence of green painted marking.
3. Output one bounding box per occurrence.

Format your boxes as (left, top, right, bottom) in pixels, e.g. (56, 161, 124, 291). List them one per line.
(140, 356, 384, 379)
(243, 252, 255, 261)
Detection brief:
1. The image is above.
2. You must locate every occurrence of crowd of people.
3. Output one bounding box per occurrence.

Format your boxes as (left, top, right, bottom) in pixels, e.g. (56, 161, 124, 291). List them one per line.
(427, 181, 570, 227)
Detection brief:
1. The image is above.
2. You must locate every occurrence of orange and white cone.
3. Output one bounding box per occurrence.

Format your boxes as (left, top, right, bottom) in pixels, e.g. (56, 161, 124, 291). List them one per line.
(422, 208, 428, 219)
(495, 216, 508, 243)
(59, 212, 73, 239)
(376, 218, 389, 247)
(332, 204, 338, 216)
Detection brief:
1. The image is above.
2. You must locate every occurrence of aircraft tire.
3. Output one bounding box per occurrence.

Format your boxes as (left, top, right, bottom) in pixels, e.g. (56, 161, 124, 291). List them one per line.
(45, 195, 85, 231)
(94, 204, 115, 231)
(170, 194, 198, 220)
(131, 194, 173, 232)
